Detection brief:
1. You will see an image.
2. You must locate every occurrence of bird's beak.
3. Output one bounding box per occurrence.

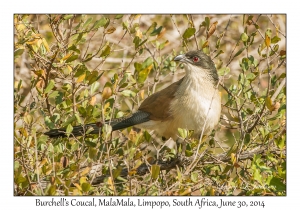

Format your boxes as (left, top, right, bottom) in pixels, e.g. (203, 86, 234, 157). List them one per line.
(174, 54, 186, 62)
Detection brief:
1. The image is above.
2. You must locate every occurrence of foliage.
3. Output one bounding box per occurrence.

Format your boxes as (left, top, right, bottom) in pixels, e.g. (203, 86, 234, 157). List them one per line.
(14, 14, 286, 196)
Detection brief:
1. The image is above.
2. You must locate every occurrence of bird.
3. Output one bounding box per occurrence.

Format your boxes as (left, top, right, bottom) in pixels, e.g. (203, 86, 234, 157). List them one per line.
(44, 50, 221, 141)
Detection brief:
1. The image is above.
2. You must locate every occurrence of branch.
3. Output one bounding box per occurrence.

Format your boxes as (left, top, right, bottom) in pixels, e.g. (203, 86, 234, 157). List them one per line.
(90, 145, 284, 185)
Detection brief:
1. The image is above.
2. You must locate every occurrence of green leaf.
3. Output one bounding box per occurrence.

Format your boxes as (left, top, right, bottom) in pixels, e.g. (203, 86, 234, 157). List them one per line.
(90, 81, 100, 95)
(269, 177, 286, 191)
(183, 28, 196, 39)
(133, 36, 141, 49)
(66, 124, 73, 135)
(115, 14, 123, 19)
(74, 65, 87, 77)
(65, 55, 78, 63)
(87, 71, 100, 85)
(150, 26, 163, 36)
(142, 57, 153, 69)
(159, 40, 169, 50)
(83, 17, 93, 29)
(146, 22, 157, 34)
(241, 33, 248, 42)
(191, 172, 198, 183)
(89, 147, 97, 160)
(122, 21, 129, 30)
(138, 39, 148, 48)
(47, 185, 56, 195)
(205, 17, 210, 30)
(134, 62, 142, 72)
(265, 28, 272, 37)
(17, 80, 22, 91)
(113, 166, 123, 179)
(85, 140, 97, 147)
(233, 47, 246, 58)
(246, 73, 256, 81)
(81, 183, 91, 192)
(214, 50, 224, 58)
(271, 36, 281, 44)
(218, 67, 230, 76)
(91, 17, 109, 30)
(275, 135, 285, 149)
(244, 133, 250, 144)
(83, 53, 93, 62)
(14, 48, 24, 58)
(15, 175, 27, 184)
(50, 113, 61, 124)
(68, 44, 80, 54)
(121, 90, 136, 97)
(178, 128, 188, 139)
(45, 116, 55, 129)
(137, 69, 151, 83)
(100, 45, 110, 57)
(75, 113, 83, 124)
(253, 168, 262, 183)
(151, 164, 160, 179)
(63, 14, 74, 20)
(44, 80, 55, 94)
(61, 115, 76, 127)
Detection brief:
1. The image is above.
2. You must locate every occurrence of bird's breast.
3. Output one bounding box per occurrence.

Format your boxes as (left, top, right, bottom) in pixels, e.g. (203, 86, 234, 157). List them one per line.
(137, 75, 221, 140)
(169, 77, 221, 138)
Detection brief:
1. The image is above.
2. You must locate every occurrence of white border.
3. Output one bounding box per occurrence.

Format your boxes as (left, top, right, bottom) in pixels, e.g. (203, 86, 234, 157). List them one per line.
(3, 1, 298, 209)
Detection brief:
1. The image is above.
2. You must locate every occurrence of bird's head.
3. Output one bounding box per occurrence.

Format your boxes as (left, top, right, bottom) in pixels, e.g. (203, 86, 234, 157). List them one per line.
(174, 50, 219, 84)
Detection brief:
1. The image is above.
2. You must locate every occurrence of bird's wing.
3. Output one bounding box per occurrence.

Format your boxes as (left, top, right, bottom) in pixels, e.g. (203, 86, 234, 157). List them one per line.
(138, 77, 184, 121)
(44, 78, 184, 138)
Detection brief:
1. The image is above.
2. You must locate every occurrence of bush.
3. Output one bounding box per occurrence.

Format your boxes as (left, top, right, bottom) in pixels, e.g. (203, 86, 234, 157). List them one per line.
(14, 14, 286, 195)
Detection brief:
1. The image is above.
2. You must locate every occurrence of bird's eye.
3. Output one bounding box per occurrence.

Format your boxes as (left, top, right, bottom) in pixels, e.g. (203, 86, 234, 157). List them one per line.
(193, 56, 199, 62)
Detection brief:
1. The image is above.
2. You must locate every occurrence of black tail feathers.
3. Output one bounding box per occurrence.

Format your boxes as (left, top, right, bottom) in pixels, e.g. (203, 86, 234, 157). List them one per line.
(44, 111, 150, 138)
(44, 123, 102, 138)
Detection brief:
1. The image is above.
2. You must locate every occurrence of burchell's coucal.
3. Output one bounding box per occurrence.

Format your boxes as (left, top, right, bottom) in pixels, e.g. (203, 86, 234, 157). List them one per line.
(45, 50, 221, 140)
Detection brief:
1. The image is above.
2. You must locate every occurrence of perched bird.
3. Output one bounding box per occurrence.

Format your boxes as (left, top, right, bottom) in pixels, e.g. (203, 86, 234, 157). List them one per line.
(45, 50, 221, 141)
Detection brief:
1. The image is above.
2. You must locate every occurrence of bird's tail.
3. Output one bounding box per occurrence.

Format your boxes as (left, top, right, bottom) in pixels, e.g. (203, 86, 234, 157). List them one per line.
(43, 122, 103, 138)
(44, 111, 150, 138)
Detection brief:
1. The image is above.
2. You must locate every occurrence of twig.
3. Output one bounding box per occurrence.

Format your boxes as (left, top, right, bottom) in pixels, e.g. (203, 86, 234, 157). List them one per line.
(189, 15, 199, 50)
(271, 77, 286, 102)
(266, 15, 286, 38)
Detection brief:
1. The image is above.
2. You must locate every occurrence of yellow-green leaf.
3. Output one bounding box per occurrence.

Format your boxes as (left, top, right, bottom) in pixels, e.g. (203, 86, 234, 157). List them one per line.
(65, 55, 78, 63)
(89, 147, 97, 160)
(44, 80, 55, 94)
(183, 27, 196, 39)
(14, 48, 24, 58)
(151, 164, 160, 179)
(66, 124, 73, 135)
(62, 53, 73, 61)
(47, 185, 56, 195)
(76, 73, 86, 83)
(266, 96, 273, 111)
(100, 45, 110, 57)
(241, 33, 248, 42)
(42, 38, 50, 52)
(178, 128, 188, 139)
(91, 81, 100, 95)
(81, 183, 91, 192)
